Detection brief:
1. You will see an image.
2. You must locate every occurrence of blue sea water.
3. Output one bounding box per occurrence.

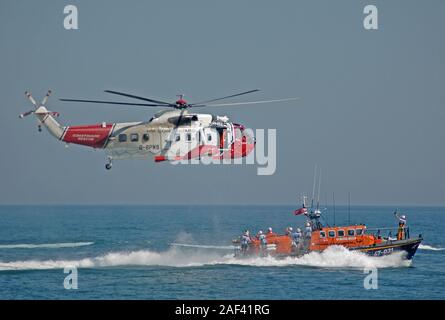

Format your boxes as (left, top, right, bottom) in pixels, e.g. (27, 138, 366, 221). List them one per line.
(0, 205, 444, 300)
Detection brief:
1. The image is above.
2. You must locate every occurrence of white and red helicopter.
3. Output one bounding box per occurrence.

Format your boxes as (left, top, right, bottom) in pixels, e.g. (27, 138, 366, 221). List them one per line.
(20, 89, 297, 169)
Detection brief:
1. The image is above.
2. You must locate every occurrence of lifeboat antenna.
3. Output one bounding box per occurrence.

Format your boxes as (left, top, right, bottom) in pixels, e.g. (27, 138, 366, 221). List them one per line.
(324, 192, 329, 226)
(311, 164, 318, 211)
(316, 169, 322, 212)
(333, 192, 336, 226)
(348, 192, 351, 225)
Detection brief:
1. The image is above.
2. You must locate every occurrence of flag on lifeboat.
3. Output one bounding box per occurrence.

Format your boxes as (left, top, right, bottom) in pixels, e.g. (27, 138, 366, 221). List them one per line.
(294, 207, 308, 215)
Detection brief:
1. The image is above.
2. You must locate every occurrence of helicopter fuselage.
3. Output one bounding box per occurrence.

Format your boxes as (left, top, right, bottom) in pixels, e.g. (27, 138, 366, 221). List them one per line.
(38, 107, 255, 167)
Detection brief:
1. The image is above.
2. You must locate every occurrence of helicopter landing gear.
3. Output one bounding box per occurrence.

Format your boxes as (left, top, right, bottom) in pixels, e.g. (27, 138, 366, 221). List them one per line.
(105, 157, 113, 170)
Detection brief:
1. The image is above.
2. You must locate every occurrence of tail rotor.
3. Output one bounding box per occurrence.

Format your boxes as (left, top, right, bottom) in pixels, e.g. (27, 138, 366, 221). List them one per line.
(20, 90, 55, 119)
(20, 90, 60, 133)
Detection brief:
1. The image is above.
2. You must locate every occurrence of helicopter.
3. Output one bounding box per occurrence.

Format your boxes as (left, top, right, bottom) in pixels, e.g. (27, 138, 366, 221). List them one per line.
(20, 89, 297, 170)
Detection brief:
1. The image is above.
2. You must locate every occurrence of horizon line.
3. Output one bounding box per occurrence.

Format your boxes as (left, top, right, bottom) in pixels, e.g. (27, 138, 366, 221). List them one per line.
(1, 203, 445, 207)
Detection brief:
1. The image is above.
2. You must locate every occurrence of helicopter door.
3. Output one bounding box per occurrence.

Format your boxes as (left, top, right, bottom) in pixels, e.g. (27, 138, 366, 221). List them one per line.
(219, 124, 234, 150)
(140, 129, 160, 154)
(159, 128, 172, 150)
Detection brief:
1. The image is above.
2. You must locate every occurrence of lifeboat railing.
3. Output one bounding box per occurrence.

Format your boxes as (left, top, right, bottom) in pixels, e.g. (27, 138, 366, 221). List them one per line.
(365, 227, 411, 240)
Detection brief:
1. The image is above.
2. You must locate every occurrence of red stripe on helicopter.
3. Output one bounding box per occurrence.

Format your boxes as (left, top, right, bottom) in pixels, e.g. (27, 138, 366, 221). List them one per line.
(154, 156, 167, 162)
(62, 124, 114, 148)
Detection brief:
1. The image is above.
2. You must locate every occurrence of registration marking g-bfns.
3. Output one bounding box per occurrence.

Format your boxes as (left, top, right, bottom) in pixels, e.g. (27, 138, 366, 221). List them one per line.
(138, 144, 160, 151)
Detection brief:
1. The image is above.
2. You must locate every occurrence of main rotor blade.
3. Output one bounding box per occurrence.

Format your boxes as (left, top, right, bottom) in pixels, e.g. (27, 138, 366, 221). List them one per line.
(193, 97, 299, 107)
(59, 98, 170, 107)
(190, 89, 260, 106)
(104, 90, 171, 105)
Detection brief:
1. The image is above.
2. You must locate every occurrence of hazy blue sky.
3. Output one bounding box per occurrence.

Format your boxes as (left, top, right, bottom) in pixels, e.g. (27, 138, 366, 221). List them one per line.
(1, 0, 444, 205)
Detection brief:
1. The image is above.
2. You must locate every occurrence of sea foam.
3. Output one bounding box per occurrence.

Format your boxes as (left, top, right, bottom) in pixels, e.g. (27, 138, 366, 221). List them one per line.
(0, 242, 94, 249)
(0, 245, 411, 271)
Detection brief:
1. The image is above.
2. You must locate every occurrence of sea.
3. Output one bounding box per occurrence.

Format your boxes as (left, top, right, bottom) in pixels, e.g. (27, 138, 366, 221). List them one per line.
(0, 205, 443, 299)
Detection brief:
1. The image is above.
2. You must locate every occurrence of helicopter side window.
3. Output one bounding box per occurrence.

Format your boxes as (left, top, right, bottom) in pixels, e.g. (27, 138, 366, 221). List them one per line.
(118, 134, 127, 142)
(130, 133, 139, 142)
(356, 228, 363, 236)
(142, 133, 150, 142)
(328, 230, 335, 238)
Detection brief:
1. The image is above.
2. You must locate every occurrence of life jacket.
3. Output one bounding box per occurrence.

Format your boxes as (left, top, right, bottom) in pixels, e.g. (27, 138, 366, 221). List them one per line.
(291, 232, 301, 241)
(259, 234, 267, 245)
(397, 226, 405, 240)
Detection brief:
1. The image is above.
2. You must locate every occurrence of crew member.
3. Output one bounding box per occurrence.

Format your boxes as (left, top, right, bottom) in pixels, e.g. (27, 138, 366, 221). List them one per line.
(258, 230, 267, 251)
(394, 211, 407, 240)
(241, 230, 251, 253)
(266, 227, 277, 238)
(304, 222, 312, 239)
(291, 228, 302, 248)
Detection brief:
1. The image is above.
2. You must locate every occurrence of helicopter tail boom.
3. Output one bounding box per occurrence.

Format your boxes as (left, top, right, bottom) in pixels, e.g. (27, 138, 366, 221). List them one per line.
(34, 106, 65, 139)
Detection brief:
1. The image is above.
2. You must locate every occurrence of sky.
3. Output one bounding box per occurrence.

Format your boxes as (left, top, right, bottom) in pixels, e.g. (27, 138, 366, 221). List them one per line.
(0, 0, 444, 205)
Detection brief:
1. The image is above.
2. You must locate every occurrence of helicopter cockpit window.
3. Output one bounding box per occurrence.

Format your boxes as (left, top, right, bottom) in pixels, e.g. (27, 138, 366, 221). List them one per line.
(130, 133, 139, 142)
(142, 133, 150, 142)
(118, 134, 127, 142)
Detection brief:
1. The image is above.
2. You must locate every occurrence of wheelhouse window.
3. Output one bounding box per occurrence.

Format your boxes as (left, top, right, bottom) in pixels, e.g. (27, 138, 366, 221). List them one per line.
(337, 230, 345, 237)
(319, 231, 326, 238)
(130, 133, 139, 142)
(356, 228, 363, 236)
(348, 229, 355, 236)
(207, 134, 212, 141)
(328, 230, 335, 238)
(142, 133, 150, 142)
(175, 134, 181, 142)
(186, 133, 192, 142)
(118, 134, 127, 142)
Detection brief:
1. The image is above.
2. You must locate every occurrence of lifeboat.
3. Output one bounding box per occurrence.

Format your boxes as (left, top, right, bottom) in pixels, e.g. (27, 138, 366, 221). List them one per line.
(233, 212, 422, 260)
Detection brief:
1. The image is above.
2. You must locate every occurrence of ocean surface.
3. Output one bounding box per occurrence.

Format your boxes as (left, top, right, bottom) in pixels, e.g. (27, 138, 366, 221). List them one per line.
(0, 205, 444, 300)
